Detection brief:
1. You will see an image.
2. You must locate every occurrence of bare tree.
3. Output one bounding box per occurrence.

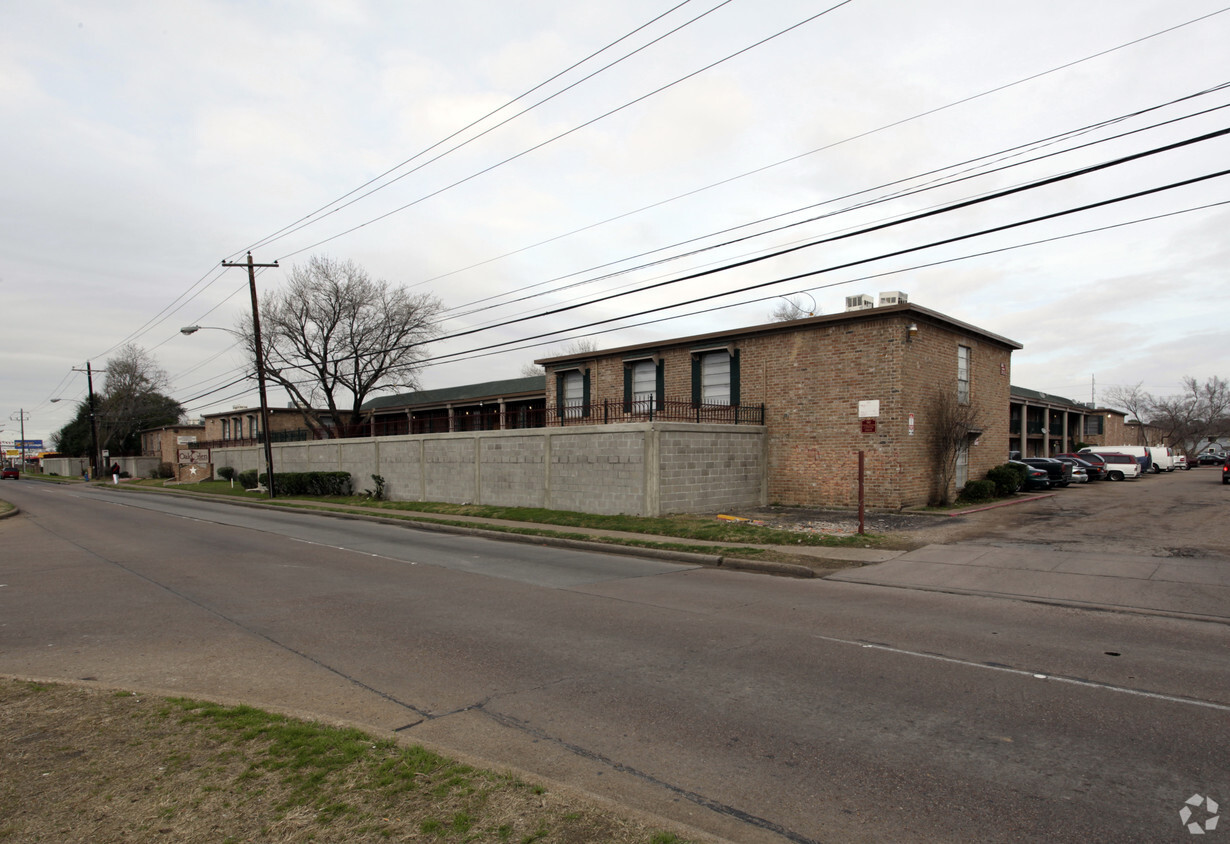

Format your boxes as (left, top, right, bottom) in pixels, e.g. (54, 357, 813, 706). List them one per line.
(519, 338, 600, 378)
(244, 256, 443, 434)
(1101, 382, 1151, 443)
(90, 344, 182, 455)
(1172, 375, 1230, 453)
(769, 295, 818, 322)
(929, 391, 983, 506)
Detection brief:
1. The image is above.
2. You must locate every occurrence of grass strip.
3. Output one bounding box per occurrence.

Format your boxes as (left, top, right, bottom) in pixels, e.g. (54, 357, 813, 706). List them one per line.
(1, 679, 690, 843)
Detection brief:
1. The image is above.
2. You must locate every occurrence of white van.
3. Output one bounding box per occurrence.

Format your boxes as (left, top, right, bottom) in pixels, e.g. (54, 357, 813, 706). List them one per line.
(1080, 446, 1150, 477)
(1147, 446, 1175, 472)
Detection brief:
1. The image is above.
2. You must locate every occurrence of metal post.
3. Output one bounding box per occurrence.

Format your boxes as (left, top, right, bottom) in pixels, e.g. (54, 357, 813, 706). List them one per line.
(857, 450, 865, 535)
(222, 252, 279, 498)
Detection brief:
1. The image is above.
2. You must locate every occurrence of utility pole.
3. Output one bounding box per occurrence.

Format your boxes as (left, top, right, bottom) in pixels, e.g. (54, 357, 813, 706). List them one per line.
(10, 409, 29, 469)
(72, 363, 103, 479)
(221, 252, 279, 498)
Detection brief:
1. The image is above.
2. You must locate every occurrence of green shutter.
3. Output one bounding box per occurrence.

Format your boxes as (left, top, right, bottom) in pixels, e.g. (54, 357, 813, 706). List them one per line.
(582, 368, 591, 417)
(623, 365, 632, 413)
(730, 349, 741, 405)
(655, 359, 665, 407)
(691, 356, 701, 407)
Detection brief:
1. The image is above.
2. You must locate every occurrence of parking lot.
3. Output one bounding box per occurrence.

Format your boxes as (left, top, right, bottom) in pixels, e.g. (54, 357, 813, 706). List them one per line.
(900, 462, 1230, 558)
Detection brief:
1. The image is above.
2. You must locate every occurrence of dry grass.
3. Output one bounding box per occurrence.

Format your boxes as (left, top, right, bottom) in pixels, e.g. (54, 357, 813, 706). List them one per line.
(0, 679, 689, 844)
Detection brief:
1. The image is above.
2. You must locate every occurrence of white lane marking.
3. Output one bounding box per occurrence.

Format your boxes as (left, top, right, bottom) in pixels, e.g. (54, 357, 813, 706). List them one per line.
(832, 634, 1229, 712)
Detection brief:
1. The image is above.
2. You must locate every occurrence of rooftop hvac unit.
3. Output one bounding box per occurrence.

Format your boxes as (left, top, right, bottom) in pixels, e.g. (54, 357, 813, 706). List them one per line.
(878, 291, 908, 306)
(844, 294, 875, 312)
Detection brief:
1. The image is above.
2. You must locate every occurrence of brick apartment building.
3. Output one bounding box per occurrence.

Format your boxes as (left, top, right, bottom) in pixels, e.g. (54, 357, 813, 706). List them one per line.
(200, 405, 333, 445)
(139, 423, 205, 465)
(536, 301, 1020, 509)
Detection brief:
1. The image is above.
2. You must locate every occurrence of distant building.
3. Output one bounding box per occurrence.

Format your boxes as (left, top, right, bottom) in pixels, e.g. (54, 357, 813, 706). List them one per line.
(139, 423, 206, 466)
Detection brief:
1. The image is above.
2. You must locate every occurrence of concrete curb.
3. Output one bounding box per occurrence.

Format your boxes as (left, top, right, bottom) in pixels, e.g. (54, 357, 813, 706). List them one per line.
(0, 504, 18, 520)
(902, 492, 1056, 518)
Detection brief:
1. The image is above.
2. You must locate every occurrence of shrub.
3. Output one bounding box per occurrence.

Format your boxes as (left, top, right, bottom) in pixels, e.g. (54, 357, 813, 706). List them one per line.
(957, 479, 996, 503)
(156, 462, 175, 479)
(258, 471, 352, 497)
(986, 464, 1022, 497)
(238, 469, 259, 490)
(217, 466, 237, 482)
(363, 474, 386, 501)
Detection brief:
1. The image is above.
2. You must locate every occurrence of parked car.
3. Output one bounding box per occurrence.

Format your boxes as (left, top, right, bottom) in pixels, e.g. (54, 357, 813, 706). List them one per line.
(0, 466, 18, 480)
(1096, 452, 1142, 481)
(1056, 455, 1103, 481)
(1009, 460, 1051, 490)
(1080, 446, 1153, 474)
(1197, 451, 1226, 466)
(1224, 460, 1230, 484)
(1020, 457, 1073, 487)
(1146, 446, 1175, 472)
(1175, 454, 1190, 470)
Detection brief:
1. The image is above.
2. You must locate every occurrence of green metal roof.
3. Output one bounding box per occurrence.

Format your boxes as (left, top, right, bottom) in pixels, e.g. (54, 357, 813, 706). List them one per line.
(363, 376, 546, 412)
(1010, 385, 1105, 412)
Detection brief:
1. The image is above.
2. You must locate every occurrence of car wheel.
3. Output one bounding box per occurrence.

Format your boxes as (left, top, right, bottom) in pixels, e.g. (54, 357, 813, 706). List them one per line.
(1109, 470, 1124, 481)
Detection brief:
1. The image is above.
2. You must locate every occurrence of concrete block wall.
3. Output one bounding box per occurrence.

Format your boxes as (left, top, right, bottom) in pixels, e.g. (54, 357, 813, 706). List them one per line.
(658, 427, 766, 514)
(211, 422, 766, 517)
(480, 436, 545, 508)
(548, 430, 645, 515)
(424, 438, 477, 503)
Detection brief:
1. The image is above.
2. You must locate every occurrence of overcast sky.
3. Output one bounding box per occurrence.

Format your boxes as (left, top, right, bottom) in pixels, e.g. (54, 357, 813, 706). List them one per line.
(3, 0, 1229, 446)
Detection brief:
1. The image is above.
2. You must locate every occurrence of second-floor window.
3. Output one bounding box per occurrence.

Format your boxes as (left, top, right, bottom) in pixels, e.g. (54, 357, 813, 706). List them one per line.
(221, 419, 230, 440)
(557, 369, 590, 419)
(958, 346, 971, 405)
(700, 351, 731, 405)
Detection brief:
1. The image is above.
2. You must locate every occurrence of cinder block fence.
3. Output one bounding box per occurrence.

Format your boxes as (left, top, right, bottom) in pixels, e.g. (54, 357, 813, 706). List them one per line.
(211, 422, 767, 517)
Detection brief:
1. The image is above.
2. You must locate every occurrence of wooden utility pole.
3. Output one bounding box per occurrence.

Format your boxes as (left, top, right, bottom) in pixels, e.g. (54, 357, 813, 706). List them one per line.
(68, 364, 104, 478)
(221, 252, 279, 498)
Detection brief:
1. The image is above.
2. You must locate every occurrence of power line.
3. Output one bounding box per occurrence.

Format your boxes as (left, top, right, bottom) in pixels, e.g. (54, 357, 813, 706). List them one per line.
(273, 1, 858, 262)
(440, 86, 1230, 324)
(411, 6, 1230, 293)
(237, 0, 734, 258)
(254, 167, 1230, 379)
(410, 187, 1230, 370)
(419, 128, 1230, 353)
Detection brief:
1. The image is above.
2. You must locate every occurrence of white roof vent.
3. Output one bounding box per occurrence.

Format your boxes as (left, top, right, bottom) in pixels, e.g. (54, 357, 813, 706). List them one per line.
(844, 294, 875, 312)
(878, 291, 908, 306)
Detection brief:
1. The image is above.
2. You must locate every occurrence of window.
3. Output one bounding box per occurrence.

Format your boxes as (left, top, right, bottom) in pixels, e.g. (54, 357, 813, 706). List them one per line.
(221, 419, 230, 440)
(623, 358, 662, 412)
(557, 369, 589, 419)
(691, 349, 739, 406)
(957, 345, 971, 405)
(247, 415, 258, 438)
(955, 440, 970, 488)
(1083, 415, 1104, 436)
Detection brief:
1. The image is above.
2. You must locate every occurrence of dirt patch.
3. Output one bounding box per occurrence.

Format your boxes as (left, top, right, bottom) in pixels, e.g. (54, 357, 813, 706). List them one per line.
(0, 679, 689, 844)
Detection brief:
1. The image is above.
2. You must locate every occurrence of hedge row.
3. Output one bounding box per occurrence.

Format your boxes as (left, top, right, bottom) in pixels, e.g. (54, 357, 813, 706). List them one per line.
(258, 471, 352, 497)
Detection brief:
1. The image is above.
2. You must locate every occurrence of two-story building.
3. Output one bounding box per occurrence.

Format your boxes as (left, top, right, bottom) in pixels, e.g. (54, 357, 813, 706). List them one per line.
(536, 301, 1020, 509)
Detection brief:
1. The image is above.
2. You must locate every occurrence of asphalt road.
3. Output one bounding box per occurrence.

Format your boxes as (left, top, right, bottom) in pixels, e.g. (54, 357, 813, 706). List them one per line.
(1, 481, 1227, 843)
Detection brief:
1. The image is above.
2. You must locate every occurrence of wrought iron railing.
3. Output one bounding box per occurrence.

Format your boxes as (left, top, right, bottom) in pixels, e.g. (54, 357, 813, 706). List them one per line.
(201, 397, 764, 447)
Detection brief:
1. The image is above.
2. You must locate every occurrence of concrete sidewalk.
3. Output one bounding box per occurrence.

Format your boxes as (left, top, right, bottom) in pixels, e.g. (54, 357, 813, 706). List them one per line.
(828, 543, 1230, 624)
